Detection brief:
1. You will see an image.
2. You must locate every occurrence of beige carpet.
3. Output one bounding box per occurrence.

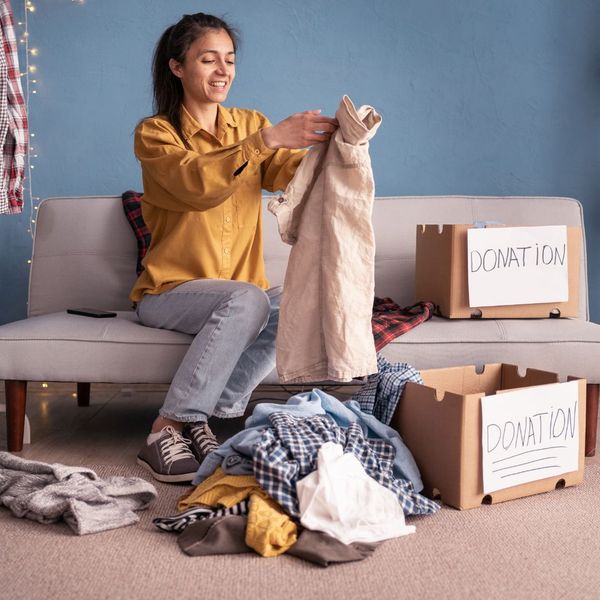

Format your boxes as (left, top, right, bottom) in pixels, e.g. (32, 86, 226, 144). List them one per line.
(1, 383, 599, 600)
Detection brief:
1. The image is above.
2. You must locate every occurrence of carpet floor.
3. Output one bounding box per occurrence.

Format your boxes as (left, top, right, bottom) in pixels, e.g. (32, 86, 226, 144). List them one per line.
(1, 382, 598, 600)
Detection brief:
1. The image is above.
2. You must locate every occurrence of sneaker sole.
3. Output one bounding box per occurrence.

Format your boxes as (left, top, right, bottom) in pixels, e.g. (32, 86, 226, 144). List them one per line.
(136, 457, 197, 484)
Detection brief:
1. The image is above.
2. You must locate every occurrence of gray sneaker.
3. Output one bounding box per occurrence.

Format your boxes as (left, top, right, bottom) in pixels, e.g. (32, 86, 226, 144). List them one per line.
(137, 426, 200, 483)
(184, 422, 220, 464)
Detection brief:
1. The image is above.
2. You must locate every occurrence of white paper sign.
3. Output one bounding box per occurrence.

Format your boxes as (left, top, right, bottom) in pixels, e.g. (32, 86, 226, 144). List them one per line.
(467, 226, 568, 307)
(481, 380, 579, 494)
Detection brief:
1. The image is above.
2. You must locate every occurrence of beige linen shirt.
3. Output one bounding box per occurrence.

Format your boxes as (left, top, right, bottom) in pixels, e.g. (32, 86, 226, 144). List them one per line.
(269, 95, 382, 383)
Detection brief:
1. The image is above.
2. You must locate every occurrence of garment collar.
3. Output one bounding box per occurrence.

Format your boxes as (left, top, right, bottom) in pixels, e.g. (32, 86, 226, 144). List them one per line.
(181, 104, 238, 141)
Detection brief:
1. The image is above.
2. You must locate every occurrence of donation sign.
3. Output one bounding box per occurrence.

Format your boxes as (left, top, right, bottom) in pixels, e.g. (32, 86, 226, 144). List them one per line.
(467, 226, 568, 307)
(481, 380, 580, 494)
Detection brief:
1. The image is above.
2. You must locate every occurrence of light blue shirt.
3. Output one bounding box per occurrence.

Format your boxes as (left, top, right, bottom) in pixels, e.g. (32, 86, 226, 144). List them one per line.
(194, 388, 423, 491)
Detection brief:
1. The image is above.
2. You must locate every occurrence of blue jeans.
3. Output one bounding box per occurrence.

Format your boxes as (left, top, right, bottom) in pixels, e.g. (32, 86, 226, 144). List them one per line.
(136, 280, 281, 422)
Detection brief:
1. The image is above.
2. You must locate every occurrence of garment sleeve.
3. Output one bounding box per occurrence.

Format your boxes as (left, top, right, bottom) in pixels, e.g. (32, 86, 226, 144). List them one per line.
(134, 117, 276, 212)
(258, 114, 307, 193)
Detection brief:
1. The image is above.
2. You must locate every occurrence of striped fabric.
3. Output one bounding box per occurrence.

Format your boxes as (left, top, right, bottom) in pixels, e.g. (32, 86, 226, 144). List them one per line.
(0, 0, 27, 215)
(153, 499, 249, 533)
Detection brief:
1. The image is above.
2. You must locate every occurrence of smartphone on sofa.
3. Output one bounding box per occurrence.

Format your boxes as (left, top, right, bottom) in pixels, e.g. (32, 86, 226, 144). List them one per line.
(66, 308, 117, 318)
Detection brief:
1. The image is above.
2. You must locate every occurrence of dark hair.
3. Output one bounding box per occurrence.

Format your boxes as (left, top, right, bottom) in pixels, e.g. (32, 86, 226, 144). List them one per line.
(151, 13, 240, 146)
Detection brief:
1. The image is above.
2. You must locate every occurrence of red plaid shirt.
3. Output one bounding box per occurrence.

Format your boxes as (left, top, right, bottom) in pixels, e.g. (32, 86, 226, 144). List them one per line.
(372, 297, 434, 351)
(0, 0, 27, 215)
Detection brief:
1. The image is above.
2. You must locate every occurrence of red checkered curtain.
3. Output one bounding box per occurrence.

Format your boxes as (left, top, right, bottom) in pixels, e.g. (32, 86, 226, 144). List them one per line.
(0, 0, 27, 215)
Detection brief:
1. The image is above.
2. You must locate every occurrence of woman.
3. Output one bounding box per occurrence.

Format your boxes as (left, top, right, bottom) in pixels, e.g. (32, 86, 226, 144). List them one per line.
(132, 13, 337, 483)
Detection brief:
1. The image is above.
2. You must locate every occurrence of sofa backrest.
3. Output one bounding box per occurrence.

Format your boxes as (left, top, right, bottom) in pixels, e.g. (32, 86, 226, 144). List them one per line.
(28, 195, 588, 320)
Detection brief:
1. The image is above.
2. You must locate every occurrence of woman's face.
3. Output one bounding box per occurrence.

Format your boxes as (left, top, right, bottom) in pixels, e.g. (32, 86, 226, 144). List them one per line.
(169, 28, 236, 106)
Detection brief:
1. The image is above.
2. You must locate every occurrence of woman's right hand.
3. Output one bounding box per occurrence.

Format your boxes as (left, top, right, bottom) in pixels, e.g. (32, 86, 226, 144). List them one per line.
(262, 110, 338, 150)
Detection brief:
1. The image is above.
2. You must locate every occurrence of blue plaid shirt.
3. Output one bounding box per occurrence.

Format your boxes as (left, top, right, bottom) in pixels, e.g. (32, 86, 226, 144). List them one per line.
(352, 354, 423, 425)
(253, 412, 439, 518)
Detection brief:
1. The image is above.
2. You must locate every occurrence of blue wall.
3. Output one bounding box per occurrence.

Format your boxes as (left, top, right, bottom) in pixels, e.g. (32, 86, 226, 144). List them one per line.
(1, 0, 599, 323)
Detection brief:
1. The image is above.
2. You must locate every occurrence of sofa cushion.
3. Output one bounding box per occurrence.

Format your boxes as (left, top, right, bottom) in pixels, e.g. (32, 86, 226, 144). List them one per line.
(121, 190, 151, 275)
(379, 316, 600, 383)
(1, 313, 599, 386)
(0, 312, 191, 383)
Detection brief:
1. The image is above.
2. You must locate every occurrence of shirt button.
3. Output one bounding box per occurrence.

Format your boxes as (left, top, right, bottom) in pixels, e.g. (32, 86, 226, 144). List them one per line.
(224, 248, 230, 255)
(254, 148, 260, 155)
(225, 216, 231, 223)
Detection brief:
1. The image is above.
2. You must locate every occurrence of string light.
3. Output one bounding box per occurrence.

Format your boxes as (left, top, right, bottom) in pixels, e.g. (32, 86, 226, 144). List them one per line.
(18, 0, 84, 262)
(21, 0, 36, 242)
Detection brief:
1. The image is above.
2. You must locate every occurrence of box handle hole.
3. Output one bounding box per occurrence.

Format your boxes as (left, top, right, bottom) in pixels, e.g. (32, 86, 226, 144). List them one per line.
(555, 478, 566, 490)
(431, 487, 441, 500)
(549, 308, 561, 318)
(481, 494, 493, 505)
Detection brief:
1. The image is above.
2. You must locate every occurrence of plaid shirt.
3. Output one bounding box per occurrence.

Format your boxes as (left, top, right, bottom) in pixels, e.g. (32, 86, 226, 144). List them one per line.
(121, 190, 151, 274)
(0, 0, 27, 215)
(372, 297, 434, 351)
(252, 412, 439, 519)
(352, 354, 423, 426)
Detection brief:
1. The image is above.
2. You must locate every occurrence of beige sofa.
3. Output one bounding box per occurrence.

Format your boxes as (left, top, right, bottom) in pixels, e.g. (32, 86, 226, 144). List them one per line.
(1, 195, 599, 454)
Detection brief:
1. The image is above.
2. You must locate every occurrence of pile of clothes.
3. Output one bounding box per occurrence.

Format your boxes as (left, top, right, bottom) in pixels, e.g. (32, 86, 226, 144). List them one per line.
(154, 386, 439, 567)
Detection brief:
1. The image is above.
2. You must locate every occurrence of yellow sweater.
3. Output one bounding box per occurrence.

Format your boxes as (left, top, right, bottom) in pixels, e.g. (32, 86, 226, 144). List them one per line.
(178, 468, 297, 557)
(130, 104, 305, 302)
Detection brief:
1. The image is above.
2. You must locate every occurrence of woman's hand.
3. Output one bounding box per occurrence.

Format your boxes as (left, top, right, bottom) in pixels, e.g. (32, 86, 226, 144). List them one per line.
(262, 110, 338, 150)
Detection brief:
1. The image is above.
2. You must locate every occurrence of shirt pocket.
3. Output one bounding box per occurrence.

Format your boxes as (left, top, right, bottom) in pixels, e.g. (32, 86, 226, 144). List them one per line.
(234, 175, 262, 228)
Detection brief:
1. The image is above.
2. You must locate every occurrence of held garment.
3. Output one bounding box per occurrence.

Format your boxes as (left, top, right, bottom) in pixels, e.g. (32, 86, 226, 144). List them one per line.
(269, 95, 382, 383)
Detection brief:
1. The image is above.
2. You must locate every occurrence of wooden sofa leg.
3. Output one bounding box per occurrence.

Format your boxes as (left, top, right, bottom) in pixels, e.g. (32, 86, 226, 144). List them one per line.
(585, 383, 599, 457)
(5, 380, 27, 452)
(77, 382, 90, 407)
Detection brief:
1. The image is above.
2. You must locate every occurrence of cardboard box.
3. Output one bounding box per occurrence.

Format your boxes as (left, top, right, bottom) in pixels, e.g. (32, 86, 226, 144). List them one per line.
(415, 224, 581, 318)
(391, 363, 586, 510)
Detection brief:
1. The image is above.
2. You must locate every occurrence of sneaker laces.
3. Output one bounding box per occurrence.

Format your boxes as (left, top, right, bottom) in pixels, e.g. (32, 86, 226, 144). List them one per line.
(159, 426, 196, 466)
(187, 422, 219, 456)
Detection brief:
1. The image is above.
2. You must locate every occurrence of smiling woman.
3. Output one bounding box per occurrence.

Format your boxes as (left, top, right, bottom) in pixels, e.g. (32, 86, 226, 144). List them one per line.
(132, 12, 338, 484)
(168, 29, 237, 130)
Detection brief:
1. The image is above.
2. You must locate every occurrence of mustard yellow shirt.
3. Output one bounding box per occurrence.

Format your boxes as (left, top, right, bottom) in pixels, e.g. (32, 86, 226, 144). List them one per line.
(130, 104, 305, 302)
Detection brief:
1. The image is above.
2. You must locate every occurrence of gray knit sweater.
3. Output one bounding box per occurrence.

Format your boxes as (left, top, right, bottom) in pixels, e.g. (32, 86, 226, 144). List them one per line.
(0, 452, 157, 535)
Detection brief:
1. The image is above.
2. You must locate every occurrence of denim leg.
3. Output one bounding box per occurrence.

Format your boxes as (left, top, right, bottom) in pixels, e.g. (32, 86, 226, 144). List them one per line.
(136, 279, 272, 423)
(214, 286, 282, 417)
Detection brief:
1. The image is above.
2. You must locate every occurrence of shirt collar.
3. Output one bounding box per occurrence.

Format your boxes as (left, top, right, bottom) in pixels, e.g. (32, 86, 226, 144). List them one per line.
(181, 104, 238, 142)
(218, 105, 238, 129)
